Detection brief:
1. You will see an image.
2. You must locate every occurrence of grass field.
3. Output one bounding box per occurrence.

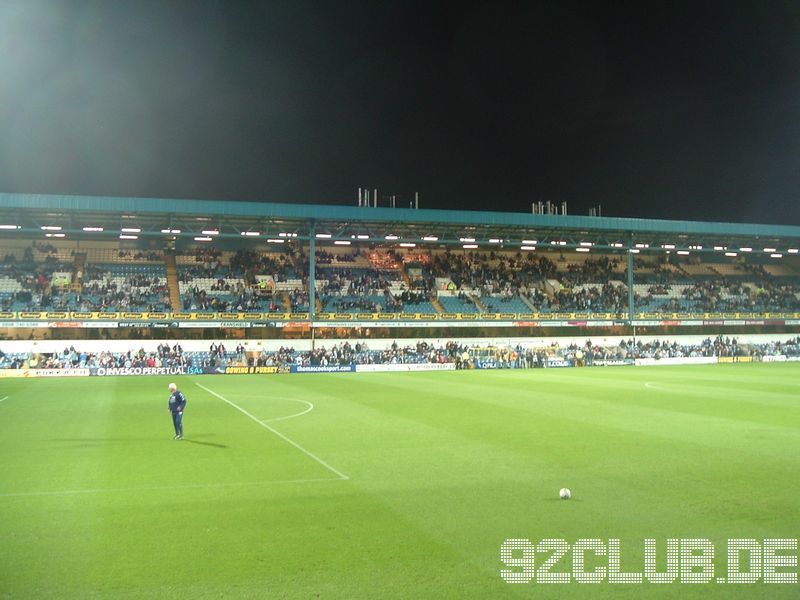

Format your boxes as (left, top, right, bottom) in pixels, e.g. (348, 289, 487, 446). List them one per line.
(1, 363, 800, 598)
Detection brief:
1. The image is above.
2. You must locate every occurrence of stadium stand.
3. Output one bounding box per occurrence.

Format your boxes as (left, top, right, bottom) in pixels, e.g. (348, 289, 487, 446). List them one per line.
(176, 247, 298, 312)
(1, 190, 800, 323)
(80, 262, 170, 312)
(3, 237, 800, 317)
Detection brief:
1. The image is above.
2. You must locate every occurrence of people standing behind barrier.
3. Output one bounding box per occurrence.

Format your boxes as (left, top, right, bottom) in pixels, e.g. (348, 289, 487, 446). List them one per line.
(3, 337, 800, 371)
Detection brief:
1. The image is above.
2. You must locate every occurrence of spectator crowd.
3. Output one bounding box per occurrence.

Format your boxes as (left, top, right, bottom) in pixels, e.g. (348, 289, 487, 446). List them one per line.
(2, 242, 800, 316)
(5, 336, 800, 371)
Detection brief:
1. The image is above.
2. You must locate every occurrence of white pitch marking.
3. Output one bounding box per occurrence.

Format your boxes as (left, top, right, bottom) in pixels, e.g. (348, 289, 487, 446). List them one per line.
(264, 399, 314, 422)
(644, 382, 664, 391)
(229, 395, 314, 422)
(0, 477, 342, 498)
(0, 396, 8, 402)
(195, 382, 349, 480)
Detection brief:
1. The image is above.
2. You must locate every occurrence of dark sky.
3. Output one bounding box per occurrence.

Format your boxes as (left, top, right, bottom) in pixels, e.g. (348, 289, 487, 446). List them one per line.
(2, 0, 800, 224)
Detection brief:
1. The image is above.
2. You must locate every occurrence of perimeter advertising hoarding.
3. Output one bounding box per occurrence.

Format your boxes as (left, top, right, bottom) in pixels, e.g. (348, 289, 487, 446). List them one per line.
(591, 359, 635, 366)
(90, 366, 190, 376)
(634, 357, 718, 367)
(717, 356, 754, 363)
(761, 355, 788, 363)
(355, 363, 455, 373)
(0, 368, 90, 378)
(1, 310, 799, 328)
(290, 365, 355, 373)
(545, 358, 574, 368)
(223, 365, 284, 374)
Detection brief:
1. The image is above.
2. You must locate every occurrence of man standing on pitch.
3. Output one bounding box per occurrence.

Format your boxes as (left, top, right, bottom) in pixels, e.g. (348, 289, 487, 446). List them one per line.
(167, 382, 186, 440)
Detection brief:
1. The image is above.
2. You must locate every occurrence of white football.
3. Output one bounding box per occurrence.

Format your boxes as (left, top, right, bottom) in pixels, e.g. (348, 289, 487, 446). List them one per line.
(559, 487, 571, 500)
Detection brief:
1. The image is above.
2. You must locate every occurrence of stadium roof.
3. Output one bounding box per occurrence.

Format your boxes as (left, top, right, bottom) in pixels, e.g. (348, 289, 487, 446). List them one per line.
(1, 193, 800, 255)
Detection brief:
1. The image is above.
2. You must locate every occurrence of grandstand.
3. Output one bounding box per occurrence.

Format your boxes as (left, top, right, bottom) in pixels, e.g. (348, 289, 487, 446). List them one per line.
(0, 193, 799, 329)
(3, 242, 800, 322)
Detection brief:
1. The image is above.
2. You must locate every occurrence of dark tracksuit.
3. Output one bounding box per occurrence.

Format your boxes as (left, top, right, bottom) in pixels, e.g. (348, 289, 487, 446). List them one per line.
(168, 390, 187, 437)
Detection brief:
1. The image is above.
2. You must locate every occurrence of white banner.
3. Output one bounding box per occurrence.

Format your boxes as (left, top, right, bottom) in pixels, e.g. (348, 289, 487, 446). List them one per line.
(635, 356, 718, 367)
(0, 368, 90, 378)
(38, 368, 91, 377)
(761, 355, 788, 363)
(355, 362, 456, 373)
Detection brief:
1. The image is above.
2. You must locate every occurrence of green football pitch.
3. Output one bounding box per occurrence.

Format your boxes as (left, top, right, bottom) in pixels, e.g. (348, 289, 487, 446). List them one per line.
(1, 363, 799, 598)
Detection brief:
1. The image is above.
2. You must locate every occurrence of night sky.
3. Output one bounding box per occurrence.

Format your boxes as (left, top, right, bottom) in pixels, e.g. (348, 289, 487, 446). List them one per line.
(2, 0, 800, 224)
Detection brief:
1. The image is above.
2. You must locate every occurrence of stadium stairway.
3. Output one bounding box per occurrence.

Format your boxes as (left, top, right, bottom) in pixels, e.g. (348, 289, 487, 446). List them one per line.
(432, 297, 445, 313)
(674, 264, 693, 279)
(520, 294, 537, 311)
(542, 280, 559, 301)
(399, 264, 412, 287)
(71, 252, 86, 293)
(164, 252, 181, 310)
(289, 253, 306, 279)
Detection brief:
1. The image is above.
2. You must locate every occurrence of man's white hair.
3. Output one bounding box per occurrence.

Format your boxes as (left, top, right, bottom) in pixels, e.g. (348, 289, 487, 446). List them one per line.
(168, 382, 177, 391)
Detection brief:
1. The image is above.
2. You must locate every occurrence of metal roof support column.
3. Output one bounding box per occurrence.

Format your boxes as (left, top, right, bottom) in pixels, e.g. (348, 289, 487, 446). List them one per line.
(309, 221, 316, 322)
(627, 246, 635, 323)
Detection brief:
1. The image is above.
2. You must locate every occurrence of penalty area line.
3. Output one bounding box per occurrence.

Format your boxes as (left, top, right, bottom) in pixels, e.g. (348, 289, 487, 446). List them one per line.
(195, 382, 349, 481)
